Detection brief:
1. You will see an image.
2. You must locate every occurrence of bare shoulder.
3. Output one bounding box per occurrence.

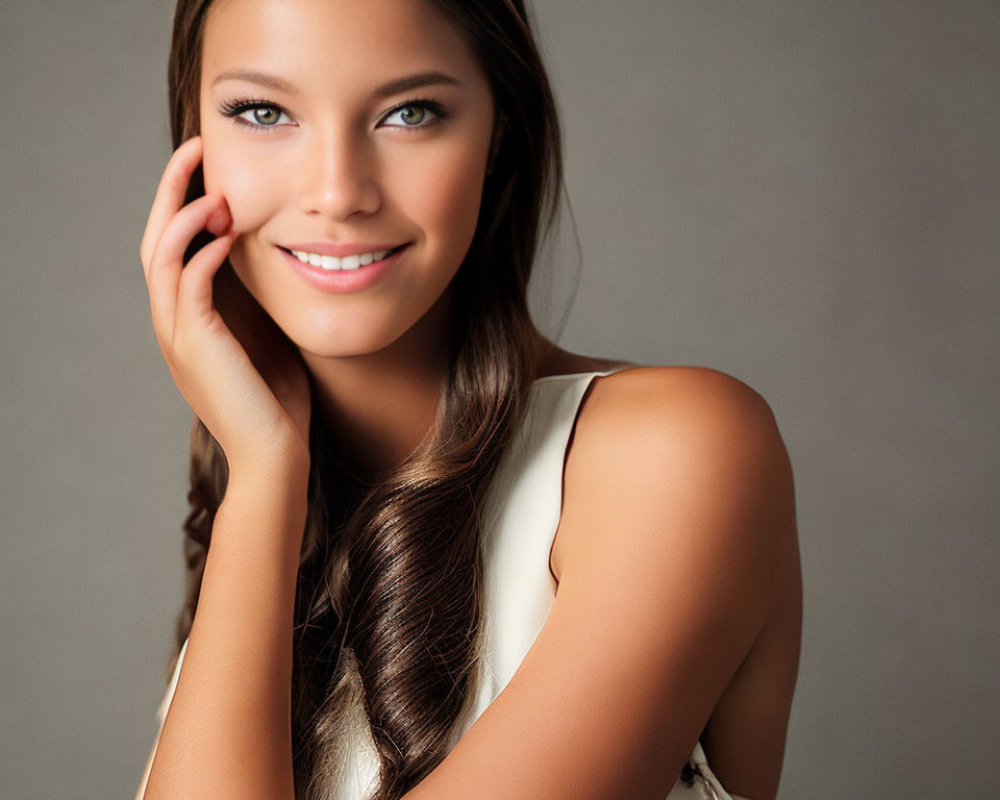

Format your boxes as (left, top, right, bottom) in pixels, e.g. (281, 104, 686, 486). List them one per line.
(579, 365, 783, 454)
(554, 365, 795, 581)
(554, 364, 797, 590)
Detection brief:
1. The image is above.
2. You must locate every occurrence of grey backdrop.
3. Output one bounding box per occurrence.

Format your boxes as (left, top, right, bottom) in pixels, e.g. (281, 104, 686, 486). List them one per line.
(2, 1, 997, 797)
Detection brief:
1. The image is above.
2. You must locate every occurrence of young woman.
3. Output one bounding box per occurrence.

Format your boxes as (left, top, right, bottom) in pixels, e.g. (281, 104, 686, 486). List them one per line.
(135, 1, 801, 799)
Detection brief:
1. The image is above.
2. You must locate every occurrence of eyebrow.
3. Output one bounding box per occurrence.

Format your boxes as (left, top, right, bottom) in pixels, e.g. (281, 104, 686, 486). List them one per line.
(371, 71, 461, 99)
(210, 69, 461, 99)
(211, 69, 297, 93)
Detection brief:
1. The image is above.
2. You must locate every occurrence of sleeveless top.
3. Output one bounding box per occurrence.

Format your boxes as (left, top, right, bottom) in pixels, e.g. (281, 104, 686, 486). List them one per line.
(146, 368, 749, 800)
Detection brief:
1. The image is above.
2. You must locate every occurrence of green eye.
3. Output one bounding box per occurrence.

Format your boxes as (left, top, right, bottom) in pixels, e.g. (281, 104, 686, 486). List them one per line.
(398, 105, 426, 126)
(253, 106, 281, 125)
(220, 98, 293, 131)
(382, 101, 445, 129)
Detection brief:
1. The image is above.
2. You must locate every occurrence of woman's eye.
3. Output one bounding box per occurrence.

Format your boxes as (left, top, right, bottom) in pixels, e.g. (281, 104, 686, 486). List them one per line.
(381, 102, 443, 129)
(239, 104, 290, 128)
(219, 99, 293, 130)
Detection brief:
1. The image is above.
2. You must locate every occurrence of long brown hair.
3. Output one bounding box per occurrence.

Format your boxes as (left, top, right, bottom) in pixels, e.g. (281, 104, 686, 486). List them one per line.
(166, 1, 561, 797)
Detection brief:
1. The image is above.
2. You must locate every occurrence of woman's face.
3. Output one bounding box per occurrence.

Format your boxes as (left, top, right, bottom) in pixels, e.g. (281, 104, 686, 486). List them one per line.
(198, 0, 496, 359)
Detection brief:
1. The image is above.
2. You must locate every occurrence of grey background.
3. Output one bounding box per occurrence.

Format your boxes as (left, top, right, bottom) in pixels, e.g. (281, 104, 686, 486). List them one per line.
(2, 1, 997, 797)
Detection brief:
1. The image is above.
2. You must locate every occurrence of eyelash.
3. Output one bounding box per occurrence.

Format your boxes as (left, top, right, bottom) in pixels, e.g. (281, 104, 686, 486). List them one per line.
(217, 97, 450, 133)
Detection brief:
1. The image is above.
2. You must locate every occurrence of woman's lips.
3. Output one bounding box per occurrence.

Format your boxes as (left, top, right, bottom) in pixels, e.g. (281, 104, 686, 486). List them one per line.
(277, 243, 409, 294)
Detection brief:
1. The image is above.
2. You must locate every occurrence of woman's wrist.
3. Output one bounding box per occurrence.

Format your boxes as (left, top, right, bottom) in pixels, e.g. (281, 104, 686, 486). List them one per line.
(224, 459, 309, 506)
(223, 429, 311, 491)
(220, 447, 311, 540)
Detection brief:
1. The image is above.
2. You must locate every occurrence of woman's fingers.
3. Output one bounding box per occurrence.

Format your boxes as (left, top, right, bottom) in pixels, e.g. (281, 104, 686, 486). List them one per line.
(140, 136, 204, 274)
(146, 193, 231, 341)
(176, 230, 237, 324)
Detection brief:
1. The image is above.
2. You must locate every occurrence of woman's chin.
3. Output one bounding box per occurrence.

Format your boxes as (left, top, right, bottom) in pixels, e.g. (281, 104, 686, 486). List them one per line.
(280, 323, 406, 363)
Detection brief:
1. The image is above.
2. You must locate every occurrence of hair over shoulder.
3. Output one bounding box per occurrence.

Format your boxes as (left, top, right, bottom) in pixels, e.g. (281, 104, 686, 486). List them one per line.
(166, 1, 563, 797)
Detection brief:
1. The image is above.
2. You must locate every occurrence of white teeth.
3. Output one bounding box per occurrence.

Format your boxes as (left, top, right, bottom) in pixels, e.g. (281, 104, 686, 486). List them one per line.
(290, 248, 393, 271)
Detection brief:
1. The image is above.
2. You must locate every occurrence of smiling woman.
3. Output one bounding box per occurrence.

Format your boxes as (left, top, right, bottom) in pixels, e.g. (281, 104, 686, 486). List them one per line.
(135, 1, 800, 799)
(197, 0, 496, 361)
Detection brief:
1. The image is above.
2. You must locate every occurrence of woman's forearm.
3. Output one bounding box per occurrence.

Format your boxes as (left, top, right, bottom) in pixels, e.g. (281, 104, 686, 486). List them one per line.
(144, 454, 310, 800)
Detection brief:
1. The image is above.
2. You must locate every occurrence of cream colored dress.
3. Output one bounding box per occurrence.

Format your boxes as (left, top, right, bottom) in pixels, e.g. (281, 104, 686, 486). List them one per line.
(144, 369, 749, 800)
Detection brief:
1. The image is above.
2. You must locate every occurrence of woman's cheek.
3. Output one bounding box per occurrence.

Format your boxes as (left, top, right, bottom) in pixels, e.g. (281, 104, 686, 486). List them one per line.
(413, 141, 489, 254)
(201, 138, 275, 233)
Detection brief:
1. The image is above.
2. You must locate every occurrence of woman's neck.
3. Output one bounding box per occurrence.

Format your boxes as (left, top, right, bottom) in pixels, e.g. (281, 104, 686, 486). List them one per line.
(299, 313, 449, 483)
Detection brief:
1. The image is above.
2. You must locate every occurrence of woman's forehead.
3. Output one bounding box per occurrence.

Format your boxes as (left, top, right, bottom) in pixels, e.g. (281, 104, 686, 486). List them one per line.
(201, 0, 486, 95)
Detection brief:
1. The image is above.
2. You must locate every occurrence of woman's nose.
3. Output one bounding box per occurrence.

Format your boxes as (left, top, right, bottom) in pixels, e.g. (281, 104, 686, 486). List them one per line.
(298, 129, 381, 220)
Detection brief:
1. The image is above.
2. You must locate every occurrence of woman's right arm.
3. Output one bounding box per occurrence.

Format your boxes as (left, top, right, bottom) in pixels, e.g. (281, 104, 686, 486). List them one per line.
(136, 137, 311, 800)
(140, 455, 308, 799)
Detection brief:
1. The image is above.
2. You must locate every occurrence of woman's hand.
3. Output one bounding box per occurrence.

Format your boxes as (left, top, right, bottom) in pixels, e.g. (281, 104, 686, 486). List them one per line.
(140, 136, 311, 474)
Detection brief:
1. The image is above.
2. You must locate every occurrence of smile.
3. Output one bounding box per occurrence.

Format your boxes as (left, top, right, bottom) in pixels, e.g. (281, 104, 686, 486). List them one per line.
(286, 247, 397, 272)
(277, 243, 409, 294)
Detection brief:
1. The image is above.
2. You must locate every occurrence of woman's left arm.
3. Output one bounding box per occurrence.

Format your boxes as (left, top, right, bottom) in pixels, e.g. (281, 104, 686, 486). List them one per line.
(405, 367, 799, 800)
